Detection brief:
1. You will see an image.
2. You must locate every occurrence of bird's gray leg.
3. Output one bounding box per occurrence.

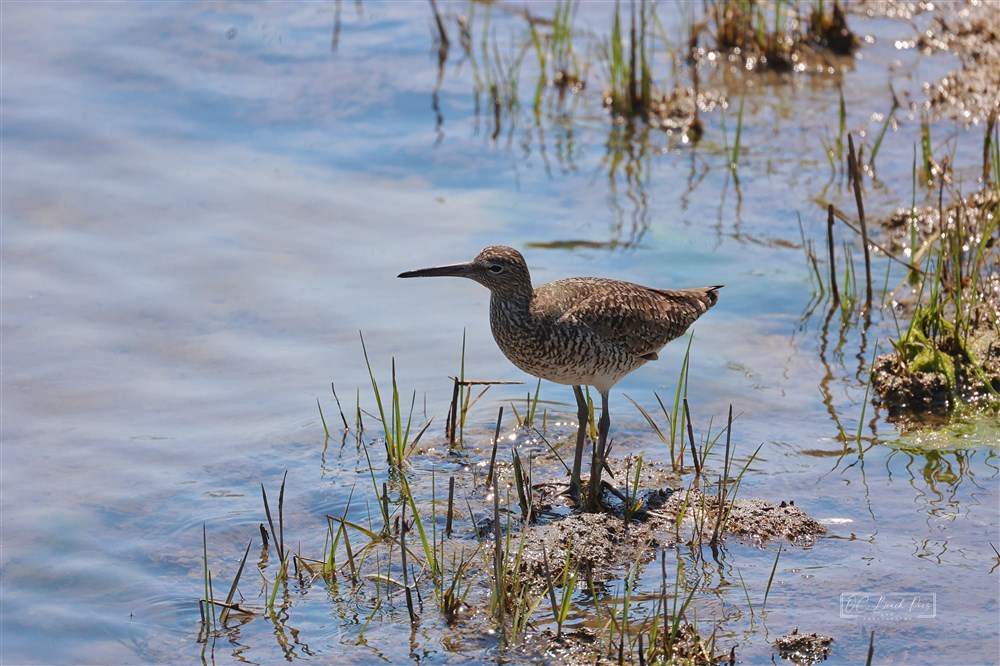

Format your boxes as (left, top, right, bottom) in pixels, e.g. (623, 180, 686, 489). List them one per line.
(584, 391, 611, 512)
(570, 385, 589, 501)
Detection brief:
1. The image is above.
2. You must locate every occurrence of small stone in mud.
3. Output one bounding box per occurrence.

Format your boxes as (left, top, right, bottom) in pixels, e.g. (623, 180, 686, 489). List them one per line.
(774, 628, 834, 665)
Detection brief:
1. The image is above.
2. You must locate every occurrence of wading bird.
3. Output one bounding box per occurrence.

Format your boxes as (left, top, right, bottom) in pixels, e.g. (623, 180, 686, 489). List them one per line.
(399, 245, 721, 511)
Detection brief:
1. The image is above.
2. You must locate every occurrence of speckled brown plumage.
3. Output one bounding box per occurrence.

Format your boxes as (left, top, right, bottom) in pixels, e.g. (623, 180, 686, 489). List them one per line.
(492, 274, 718, 393)
(399, 245, 721, 510)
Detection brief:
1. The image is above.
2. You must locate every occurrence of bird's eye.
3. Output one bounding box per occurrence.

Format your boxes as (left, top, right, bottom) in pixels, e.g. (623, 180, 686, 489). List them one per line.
(489, 264, 503, 274)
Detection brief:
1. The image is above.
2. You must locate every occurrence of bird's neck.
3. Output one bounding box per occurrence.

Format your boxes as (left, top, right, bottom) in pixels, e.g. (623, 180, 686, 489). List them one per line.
(489, 289, 532, 320)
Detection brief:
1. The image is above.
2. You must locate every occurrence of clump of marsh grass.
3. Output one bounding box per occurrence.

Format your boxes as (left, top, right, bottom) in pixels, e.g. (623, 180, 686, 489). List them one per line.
(709, 0, 796, 71)
(596, 551, 726, 665)
(457, 1, 531, 142)
(801, 114, 997, 424)
(200, 385, 804, 663)
(667, 406, 764, 550)
(869, 121, 1000, 421)
(360, 332, 432, 468)
(874, 194, 1000, 418)
(805, 0, 859, 55)
(603, 0, 654, 118)
(599, 0, 710, 141)
(702, 0, 859, 73)
(527, 0, 585, 113)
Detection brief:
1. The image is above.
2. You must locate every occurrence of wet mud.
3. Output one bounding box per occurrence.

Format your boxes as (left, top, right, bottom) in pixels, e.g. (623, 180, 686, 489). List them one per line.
(872, 327, 1000, 424)
(853, 0, 999, 128)
(716, 497, 827, 547)
(507, 461, 826, 587)
(478, 461, 827, 664)
(511, 621, 724, 666)
(878, 188, 999, 251)
(916, 1, 1000, 126)
(774, 628, 835, 666)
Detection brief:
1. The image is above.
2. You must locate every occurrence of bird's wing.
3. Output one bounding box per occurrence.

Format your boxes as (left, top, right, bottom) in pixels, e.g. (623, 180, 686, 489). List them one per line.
(534, 278, 720, 359)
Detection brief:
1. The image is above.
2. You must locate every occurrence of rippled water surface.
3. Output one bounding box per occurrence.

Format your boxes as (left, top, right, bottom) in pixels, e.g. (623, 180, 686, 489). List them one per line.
(3, 2, 997, 664)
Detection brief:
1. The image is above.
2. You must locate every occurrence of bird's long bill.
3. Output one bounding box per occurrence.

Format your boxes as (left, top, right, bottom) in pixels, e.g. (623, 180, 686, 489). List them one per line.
(397, 262, 473, 279)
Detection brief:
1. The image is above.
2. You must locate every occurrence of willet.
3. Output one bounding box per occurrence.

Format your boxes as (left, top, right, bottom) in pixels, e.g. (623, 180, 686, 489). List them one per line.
(399, 245, 721, 511)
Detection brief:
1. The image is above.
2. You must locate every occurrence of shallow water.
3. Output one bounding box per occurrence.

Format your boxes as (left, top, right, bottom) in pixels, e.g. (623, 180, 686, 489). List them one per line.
(3, 2, 998, 664)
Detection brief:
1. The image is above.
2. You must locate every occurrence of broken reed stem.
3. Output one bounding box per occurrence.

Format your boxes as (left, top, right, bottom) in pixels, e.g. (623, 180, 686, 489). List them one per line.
(330, 382, 350, 430)
(623, 456, 632, 528)
(447, 377, 459, 445)
(826, 204, 840, 305)
(446, 476, 455, 537)
(629, 1, 638, 112)
(381, 482, 390, 533)
(540, 545, 558, 626)
(847, 133, 873, 309)
(490, 84, 501, 141)
(983, 109, 996, 184)
(830, 207, 923, 274)
(400, 501, 409, 583)
(492, 472, 506, 644)
(711, 405, 734, 547)
(711, 473, 725, 549)
(723, 404, 733, 490)
(486, 406, 504, 488)
(428, 0, 449, 48)
(401, 502, 418, 625)
(683, 398, 701, 479)
(258, 523, 269, 550)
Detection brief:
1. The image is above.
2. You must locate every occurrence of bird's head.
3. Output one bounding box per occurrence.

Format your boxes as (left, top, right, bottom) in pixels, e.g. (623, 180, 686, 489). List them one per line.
(398, 245, 532, 298)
